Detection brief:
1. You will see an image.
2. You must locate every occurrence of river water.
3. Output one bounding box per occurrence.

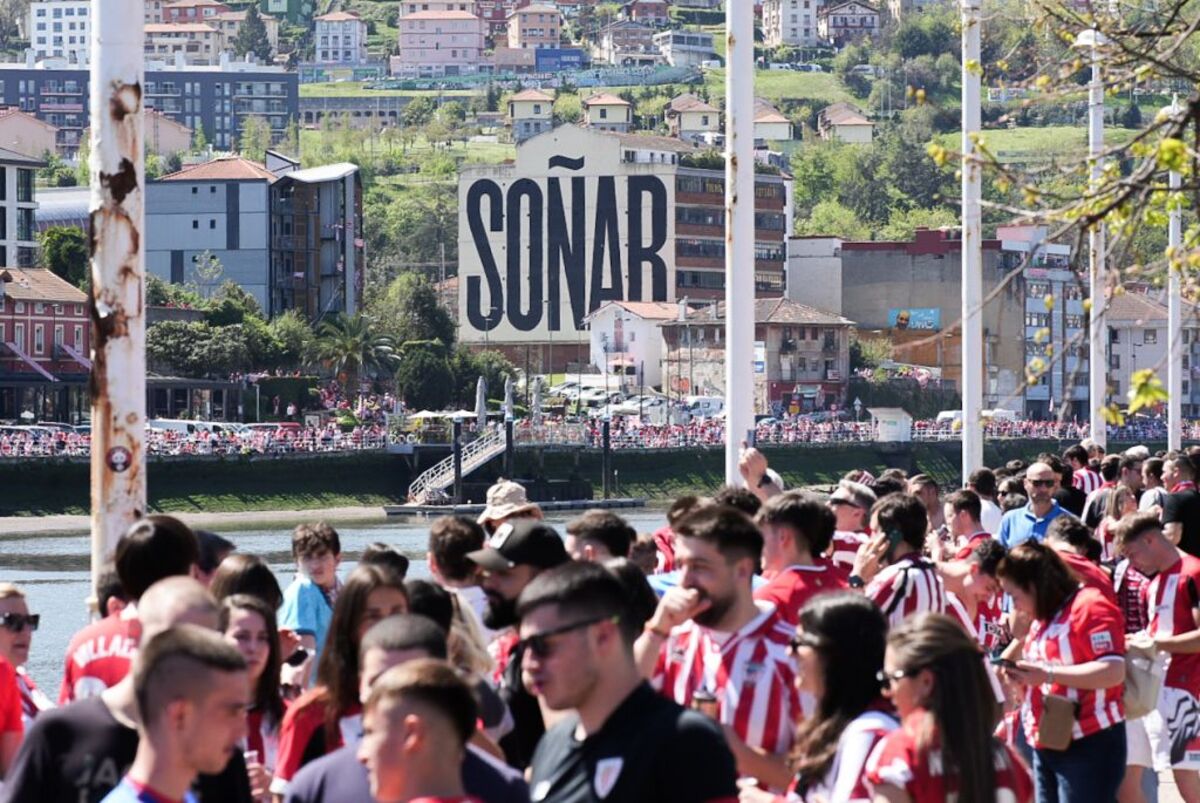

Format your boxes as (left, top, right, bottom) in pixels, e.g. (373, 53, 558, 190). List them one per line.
(0, 511, 669, 692)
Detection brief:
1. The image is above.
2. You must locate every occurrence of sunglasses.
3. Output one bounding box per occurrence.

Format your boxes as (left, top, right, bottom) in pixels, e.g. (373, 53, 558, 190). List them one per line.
(0, 613, 39, 632)
(1028, 479, 1056, 488)
(876, 668, 913, 688)
(519, 615, 619, 658)
(787, 632, 825, 655)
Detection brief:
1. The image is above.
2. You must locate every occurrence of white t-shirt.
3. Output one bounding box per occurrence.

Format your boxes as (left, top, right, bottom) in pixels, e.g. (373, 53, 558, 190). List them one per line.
(979, 498, 1003, 536)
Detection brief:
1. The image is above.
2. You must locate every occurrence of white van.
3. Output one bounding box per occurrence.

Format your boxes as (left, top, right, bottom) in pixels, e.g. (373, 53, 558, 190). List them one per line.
(685, 396, 725, 418)
(148, 419, 215, 435)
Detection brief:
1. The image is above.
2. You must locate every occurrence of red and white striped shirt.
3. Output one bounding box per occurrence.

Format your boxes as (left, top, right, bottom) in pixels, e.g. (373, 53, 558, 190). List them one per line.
(866, 711, 1034, 803)
(753, 563, 848, 624)
(652, 601, 801, 756)
(1021, 587, 1125, 748)
(865, 554, 945, 628)
(829, 530, 868, 574)
(1144, 553, 1200, 691)
(782, 707, 898, 802)
(1073, 467, 1103, 495)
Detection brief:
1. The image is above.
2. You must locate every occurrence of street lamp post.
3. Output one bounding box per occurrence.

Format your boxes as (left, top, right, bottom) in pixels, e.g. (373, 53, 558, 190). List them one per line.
(961, 0, 984, 480)
(1165, 96, 1184, 451)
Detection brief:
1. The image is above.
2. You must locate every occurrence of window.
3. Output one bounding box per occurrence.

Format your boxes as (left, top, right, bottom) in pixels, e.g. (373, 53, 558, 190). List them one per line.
(14, 301, 23, 314)
(54, 325, 63, 348)
(75, 304, 82, 315)
(1110, 354, 1120, 370)
(192, 220, 199, 229)
(1111, 329, 1120, 344)
(600, 108, 608, 119)
(209, 219, 216, 229)
(1144, 329, 1158, 345)
(74, 325, 83, 347)
(12, 323, 21, 349)
(192, 186, 198, 194)
(33, 324, 43, 354)
(34, 302, 43, 314)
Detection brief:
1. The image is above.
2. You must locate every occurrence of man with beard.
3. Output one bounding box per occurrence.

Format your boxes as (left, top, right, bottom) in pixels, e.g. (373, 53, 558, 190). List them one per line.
(634, 504, 801, 791)
(466, 519, 569, 769)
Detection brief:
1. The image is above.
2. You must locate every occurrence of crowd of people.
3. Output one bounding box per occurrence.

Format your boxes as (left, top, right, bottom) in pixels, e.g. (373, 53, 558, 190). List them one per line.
(0, 424, 390, 458)
(1, 433, 1199, 801)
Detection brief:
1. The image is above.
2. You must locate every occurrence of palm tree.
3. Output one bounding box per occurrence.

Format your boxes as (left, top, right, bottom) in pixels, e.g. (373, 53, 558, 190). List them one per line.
(312, 313, 400, 392)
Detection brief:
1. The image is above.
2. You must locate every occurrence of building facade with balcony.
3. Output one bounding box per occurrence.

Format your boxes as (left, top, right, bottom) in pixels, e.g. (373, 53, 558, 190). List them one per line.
(144, 23, 223, 65)
(27, 0, 90, 65)
(763, 0, 826, 48)
(210, 10, 281, 56)
(665, 94, 720, 144)
(0, 267, 90, 422)
(269, 163, 364, 322)
(0, 58, 299, 155)
(0, 148, 44, 269)
(396, 10, 486, 78)
(652, 29, 717, 68)
(621, 0, 670, 26)
(585, 300, 677, 387)
(595, 21, 658, 66)
(314, 10, 369, 65)
(163, 0, 232, 23)
(508, 88, 553, 142)
(660, 298, 854, 412)
(817, 0, 880, 46)
(507, 4, 561, 49)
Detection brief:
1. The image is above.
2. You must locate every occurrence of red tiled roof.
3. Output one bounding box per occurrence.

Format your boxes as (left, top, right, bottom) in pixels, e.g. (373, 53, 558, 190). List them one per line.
(510, 89, 554, 102)
(159, 156, 277, 182)
(315, 11, 362, 21)
(0, 268, 87, 304)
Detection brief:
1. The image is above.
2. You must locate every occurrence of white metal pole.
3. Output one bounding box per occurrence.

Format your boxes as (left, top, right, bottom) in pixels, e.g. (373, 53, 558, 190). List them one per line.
(725, 0, 755, 484)
(89, 1, 146, 599)
(1167, 96, 1183, 451)
(1087, 44, 1108, 448)
(961, 0, 983, 481)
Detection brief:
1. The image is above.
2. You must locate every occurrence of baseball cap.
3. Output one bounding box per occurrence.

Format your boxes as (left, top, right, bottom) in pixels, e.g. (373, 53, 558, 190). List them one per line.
(478, 479, 541, 524)
(466, 519, 569, 572)
(828, 480, 876, 510)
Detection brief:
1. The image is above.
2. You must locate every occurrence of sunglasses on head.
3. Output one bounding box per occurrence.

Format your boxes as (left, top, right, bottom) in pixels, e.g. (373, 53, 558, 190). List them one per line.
(0, 613, 38, 632)
(519, 615, 619, 658)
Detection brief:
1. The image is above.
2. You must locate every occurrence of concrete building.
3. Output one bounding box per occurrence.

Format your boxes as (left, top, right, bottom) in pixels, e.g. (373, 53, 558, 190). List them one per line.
(144, 23, 224, 65)
(1105, 292, 1173, 411)
(0, 57, 299, 155)
(506, 4, 561, 49)
(269, 163, 364, 321)
(817, 0, 880, 46)
(27, 0, 91, 65)
(787, 228, 1026, 408)
(399, 0, 477, 16)
(210, 10, 281, 56)
(146, 0, 168, 24)
(582, 93, 632, 133)
(664, 94, 720, 144)
(299, 93, 412, 128)
(147, 156, 276, 311)
(585, 300, 676, 387)
(314, 10, 369, 65)
(163, 0, 232, 23)
(763, 0, 826, 48)
(817, 102, 872, 143)
(596, 20, 659, 66)
(621, 0, 670, 26)
(887, 0, 938, 20)
(0, 108, 59, 159)
(661, 298, 854, 413)
(754, 99, 793, 143)
(0, 267, 91, 422)
(456, 126, 791, 372)
(508, 88, 554, 142)
(653, 29, 717, 68)
(396, 10, 486, 78)
(0, 149, 44, 269)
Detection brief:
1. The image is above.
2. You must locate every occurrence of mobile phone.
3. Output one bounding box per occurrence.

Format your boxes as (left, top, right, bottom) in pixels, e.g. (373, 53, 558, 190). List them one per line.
(284, 647, 309, 667)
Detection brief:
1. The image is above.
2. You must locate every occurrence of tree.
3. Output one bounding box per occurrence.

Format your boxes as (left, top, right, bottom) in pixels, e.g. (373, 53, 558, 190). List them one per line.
(268, 310, 314, 370)
(232, 5, 273, 62)
(1120, 101, 1143, 129)
(283, 118, 301, 158)
(190, 251, 226, 300)
(37, 226, 88, 287)
(204, 281, 264, 326)
(451, 347, 516, 407)
(237, 115, 272, 162)
(146, 321, 252, 378)
(369, 273, 456, 347)
(402, 97, 435, 128)
(192, 121, 208, 154)
(878, 206, 959, 240)
(312, 313, 401, 391)
(394, 340, 454, 410)
(147, 274, 204, 309)
(794, 200, 872, 240)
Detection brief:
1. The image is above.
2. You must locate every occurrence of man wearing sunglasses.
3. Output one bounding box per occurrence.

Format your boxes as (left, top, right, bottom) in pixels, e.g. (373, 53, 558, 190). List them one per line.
(996, 462, 1068, 550)
(521, 561, 737, 803)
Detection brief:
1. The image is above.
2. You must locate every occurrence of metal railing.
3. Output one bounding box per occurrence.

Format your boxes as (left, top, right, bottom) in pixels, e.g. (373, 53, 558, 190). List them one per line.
(407, 427, 506, 505)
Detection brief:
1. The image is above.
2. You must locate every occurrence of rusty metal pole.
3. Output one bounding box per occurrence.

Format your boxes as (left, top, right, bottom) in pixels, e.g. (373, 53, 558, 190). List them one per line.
(725, 0, 755, 483)
(89, 1, 146, 600)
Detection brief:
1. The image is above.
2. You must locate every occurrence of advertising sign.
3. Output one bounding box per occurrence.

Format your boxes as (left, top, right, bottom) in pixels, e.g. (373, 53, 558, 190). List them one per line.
(888, 307, 941, 331)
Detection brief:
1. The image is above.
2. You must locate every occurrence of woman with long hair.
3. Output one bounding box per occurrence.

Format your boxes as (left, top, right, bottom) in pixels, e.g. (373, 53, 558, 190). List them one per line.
(865, 613, 1033, 803)
(219, 594, 285, 802)
(997, 541, 1126, 802)
(740, 592, 896, 803)
(1097, 485, 1138, 563)
(270, 564, 408, 798)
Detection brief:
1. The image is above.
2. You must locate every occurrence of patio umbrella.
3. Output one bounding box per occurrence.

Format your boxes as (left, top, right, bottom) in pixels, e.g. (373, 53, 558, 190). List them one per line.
(475, 376, 487, 430)
(504, 376, 514, 420)
(532, 377, 543, 425)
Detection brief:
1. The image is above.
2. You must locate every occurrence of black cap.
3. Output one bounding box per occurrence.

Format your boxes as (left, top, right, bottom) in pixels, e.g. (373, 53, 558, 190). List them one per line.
(466, 519, 569, 572)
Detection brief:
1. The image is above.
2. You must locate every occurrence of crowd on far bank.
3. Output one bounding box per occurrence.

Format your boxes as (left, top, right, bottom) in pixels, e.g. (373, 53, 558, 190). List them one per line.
(0, 433, 1200, 802)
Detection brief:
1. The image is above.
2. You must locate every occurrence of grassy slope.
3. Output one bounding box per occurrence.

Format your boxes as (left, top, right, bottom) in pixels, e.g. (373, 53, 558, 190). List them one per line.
(704, 68, 854, 105)
(937, 126, 1142, 160)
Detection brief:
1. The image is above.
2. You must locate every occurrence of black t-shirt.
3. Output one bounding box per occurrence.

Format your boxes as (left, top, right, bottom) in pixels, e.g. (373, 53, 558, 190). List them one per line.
(498, 640, 543, 769)
(1164, 489, 1200, 557)
(1055, 486, 1087, 518)
(1, 696, 252, 803)
(284, 742, 529, 803)
(528, 682, 737, 803)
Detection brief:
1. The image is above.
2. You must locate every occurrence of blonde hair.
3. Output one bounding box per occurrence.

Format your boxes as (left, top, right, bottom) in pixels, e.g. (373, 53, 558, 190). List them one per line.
(0, 583, 24, 601)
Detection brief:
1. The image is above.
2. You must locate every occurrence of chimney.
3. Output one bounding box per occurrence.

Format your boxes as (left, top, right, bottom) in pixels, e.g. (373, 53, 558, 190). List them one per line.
(677, 296, 688, 321)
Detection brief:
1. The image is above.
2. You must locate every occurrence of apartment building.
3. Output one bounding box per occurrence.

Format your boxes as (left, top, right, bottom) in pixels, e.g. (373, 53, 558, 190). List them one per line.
(506, 4, 561, 49)
(162, 0, 232, 23)
(396, 10, 486, 78)
(762, 0, 826, 48)
(27, 0, 90, 65)
(314, 10, 369, 65)
(144, 23, 224, 65)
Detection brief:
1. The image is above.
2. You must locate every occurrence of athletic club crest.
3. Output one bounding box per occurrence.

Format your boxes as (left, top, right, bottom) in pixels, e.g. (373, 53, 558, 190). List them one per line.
(593, 757, 624, 799)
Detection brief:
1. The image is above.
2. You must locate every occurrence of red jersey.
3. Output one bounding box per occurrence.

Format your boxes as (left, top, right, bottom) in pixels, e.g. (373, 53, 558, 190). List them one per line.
(829, 530, 867, 574)
(1073, 467, 1102, 495)
(272, 687, 362, 794)
(865, 554, 945, 628)
(1058, 552, 1118, 607)
(488, 629, 518, 686)
(753, 563, 848, 624)
(865, 711, 1033, 803)
(1144, 553, 1200, 691)
(953, 532, 992, 561)
(0, 657, 23, 737)
(652, 525, 676, 573)
(1021, 587, 1125, 748)
(58, 611, 140, 704)
(652, 601, 801, 756)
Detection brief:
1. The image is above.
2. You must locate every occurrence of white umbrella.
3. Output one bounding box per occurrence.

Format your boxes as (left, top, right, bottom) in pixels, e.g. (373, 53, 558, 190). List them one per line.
(504, 376, 514, 420)
(475, 376, 487, 430)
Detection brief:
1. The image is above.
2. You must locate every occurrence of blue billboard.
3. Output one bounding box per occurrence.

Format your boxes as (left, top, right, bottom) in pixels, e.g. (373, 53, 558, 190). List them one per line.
(888, 308, 941, 331)
(536, 48, 585, 73)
